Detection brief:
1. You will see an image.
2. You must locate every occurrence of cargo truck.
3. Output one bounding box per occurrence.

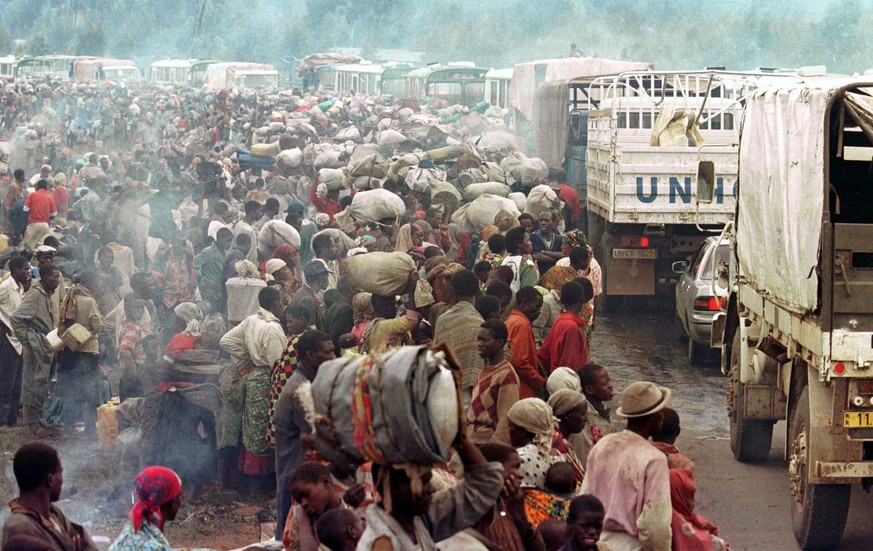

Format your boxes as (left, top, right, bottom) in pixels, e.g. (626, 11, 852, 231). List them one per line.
(583, 71, 800, 307)
(714, 78, 873, 550)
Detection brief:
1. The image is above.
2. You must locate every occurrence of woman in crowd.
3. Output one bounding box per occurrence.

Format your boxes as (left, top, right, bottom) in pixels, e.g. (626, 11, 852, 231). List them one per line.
(507, 398, 560, 488)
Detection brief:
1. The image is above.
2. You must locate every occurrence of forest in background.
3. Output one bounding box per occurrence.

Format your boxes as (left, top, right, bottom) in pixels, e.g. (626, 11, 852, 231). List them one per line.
(0, 0, 870, 76)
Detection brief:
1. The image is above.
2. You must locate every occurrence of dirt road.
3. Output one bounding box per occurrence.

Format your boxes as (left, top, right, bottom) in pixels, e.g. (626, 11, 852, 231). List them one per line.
(593, 306, 873, 551)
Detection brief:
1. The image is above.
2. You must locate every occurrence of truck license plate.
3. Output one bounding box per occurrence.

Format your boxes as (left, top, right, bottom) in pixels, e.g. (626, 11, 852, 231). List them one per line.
(612, 248, 658, 260)
(844, 411, 873, 428)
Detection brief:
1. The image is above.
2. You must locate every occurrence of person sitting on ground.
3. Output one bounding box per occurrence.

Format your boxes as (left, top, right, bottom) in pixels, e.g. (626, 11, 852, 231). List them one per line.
(356, 425, 503, 550)
(2, 443, 97, 551)
(466, 320, 519, 445)
(286, 462, 354, 551)
(562, 495, 607, 551)
(109, 466, 183, 551)
(652, 407, 695, 473)
(508, 398, 560, 488)
(668, 469, 729, 551)
(315, 508, 364, 551)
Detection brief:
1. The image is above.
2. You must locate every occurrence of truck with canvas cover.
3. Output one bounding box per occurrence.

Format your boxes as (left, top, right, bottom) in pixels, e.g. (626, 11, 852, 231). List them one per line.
(584, 70, 798, 305)
(203, 62, 277, 90)
(72, 57, 140, 84)
(713, 79, 873, 550)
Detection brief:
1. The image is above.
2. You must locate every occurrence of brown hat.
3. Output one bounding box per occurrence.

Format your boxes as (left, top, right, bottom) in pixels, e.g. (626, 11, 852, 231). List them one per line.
(615, 381, 672, 419)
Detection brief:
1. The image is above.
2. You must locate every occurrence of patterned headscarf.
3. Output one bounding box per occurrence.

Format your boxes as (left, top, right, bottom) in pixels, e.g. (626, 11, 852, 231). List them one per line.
(130, 466, 182, 533)
(564, 229, 589, 249)
(538, 265, 579, 292)
(507, 398, 558, 455)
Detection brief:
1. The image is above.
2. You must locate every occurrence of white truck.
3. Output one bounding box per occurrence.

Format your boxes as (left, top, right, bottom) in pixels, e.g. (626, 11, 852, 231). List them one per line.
(584, 71, 790, 306)
(715, 78, 873, 550)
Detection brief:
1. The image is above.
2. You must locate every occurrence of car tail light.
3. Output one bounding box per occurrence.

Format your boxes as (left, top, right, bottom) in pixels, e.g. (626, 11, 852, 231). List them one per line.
(618, 236, 650, 247)
(693, 296, 721, 311)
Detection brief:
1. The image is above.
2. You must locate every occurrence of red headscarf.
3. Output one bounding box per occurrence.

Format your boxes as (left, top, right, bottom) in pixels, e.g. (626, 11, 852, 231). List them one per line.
(669, 468, 720, 551)
(130, 466, 183, 533)
(272, 243, 299, 266)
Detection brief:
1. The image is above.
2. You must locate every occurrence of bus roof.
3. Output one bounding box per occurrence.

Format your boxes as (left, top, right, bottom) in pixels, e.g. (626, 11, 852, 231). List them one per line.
(485, 68, 513, 80)
(151, 59, 194, 69)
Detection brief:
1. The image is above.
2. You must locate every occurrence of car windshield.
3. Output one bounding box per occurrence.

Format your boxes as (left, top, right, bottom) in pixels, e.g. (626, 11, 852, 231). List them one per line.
(699, 244, 729, 279)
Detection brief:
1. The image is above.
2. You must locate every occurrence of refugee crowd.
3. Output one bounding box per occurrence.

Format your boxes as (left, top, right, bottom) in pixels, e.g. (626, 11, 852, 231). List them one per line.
(0, 79, 727, 551)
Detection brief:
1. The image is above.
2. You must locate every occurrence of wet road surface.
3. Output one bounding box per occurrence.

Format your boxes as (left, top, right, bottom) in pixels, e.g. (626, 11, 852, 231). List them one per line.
(592, 304, 873, 551)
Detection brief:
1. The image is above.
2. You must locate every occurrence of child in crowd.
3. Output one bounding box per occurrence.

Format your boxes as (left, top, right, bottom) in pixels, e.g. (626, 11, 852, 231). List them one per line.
(545, 462, 577, 497)
(315, 508, 363, 551)
(564, 495, 607, 551)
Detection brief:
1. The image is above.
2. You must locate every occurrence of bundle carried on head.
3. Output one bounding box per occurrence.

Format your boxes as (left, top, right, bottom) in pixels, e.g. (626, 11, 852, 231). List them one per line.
(311, 345, 460, 467)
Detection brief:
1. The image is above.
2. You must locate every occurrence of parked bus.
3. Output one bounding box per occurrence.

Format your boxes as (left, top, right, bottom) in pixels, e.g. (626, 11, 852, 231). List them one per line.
(189, 60, 220, 87)
(405, 62, 487, 106)
(0, 56, 15, 78)
(380, 63, 416, 96)
(150, 59, 193, 86)
(484, 68, 513, 109)
(332, 63, 383, 95)
(16, 55, 78, 79)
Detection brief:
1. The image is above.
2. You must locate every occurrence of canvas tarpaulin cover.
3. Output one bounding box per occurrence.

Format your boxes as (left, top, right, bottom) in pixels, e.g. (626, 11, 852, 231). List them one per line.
(508, 57, 651, 122)
(736, 85, 831, 314)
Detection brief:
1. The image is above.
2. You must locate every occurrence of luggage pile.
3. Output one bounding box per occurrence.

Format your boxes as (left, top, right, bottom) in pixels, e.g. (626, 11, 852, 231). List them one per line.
(311, 345, 460, 466)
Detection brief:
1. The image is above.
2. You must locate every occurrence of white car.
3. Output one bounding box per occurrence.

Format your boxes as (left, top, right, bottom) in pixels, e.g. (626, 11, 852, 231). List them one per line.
(673, 236, 730, 366)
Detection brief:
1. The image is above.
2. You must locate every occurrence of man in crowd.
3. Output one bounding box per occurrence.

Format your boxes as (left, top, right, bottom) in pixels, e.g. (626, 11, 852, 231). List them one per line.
(505, 285, 545, 398)
(539, 280, 589, 374)
(432, 269, 485, 402)
(582, 381, 673, 550)
(22, 179, 57, 251)
(11, 263, 61, 431)
(273, 329, 336, 539)
(2, 443, 98, 550)
(0, 255, 31, 430)
(194, 226, 233, 314)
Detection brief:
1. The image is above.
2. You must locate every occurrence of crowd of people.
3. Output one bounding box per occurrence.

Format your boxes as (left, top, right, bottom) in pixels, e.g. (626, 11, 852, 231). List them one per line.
(0, 78, 727, 551)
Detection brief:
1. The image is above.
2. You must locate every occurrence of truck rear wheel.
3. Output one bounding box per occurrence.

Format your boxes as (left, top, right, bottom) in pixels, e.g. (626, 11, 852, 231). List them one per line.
(728, 332, 774, 462)
(789, 387, 850, 550)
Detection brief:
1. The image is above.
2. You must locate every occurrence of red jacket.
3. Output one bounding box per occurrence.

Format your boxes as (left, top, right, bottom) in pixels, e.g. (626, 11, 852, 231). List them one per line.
(505, 309, 545, 398)
(538, 310, 588, 373)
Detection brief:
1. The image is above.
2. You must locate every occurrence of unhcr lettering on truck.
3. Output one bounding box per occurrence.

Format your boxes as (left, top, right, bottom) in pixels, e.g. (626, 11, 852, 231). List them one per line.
(634, 176, 737, 204)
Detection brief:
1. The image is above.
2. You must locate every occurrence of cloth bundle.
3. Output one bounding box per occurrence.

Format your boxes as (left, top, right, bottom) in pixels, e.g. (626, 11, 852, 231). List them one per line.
(346, 251, 416, 297)
(311, 345, 459, 466)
